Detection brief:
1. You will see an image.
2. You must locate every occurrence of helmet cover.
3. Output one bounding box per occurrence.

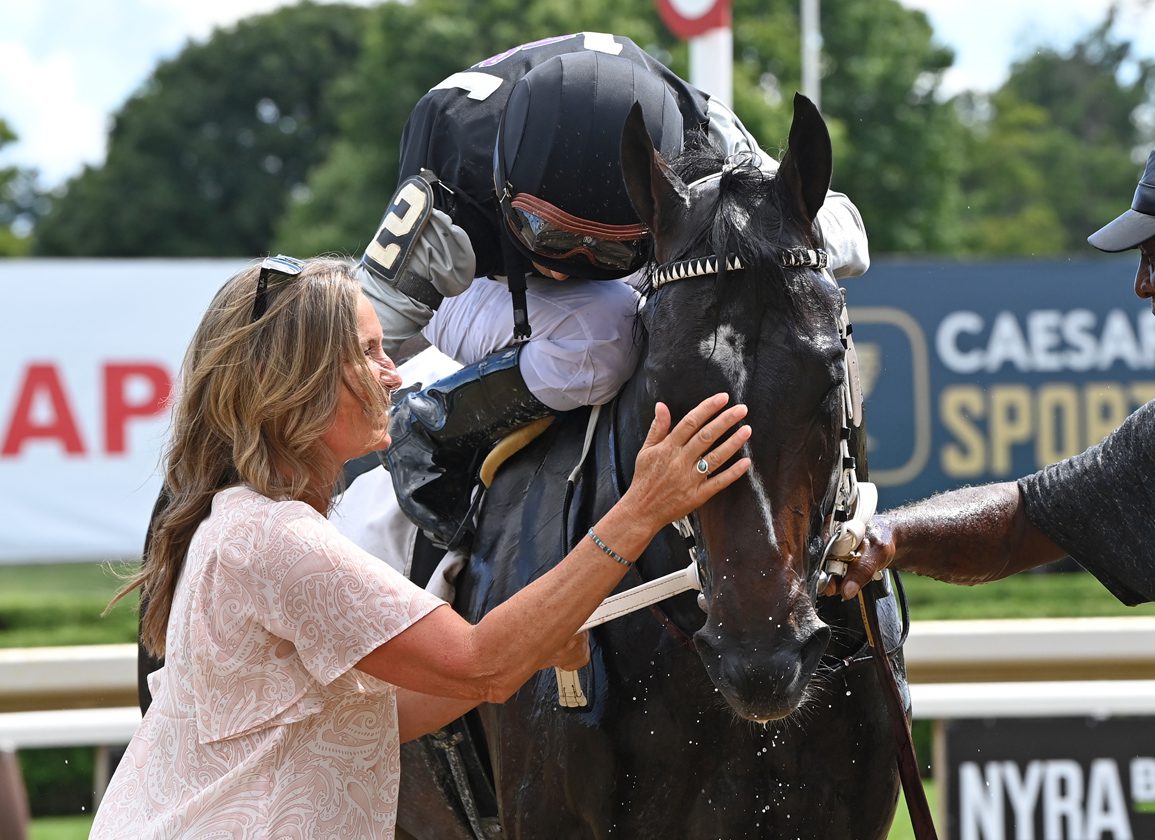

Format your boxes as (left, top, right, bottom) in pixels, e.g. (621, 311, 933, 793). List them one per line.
(494, 51, 684, 277)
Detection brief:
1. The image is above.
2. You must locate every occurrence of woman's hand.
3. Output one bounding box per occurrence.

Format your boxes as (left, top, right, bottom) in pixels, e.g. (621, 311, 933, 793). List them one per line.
(623, 393, 752, 533)
(370, 394, 750, 713)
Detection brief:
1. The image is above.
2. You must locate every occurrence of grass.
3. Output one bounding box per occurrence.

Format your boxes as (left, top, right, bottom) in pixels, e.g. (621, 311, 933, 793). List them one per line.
(896, 564, 1155, 620)
(888, 781, 936, 840)
(0, 562, 138, 648)
(3, 560, 1154, 653)
(28, 815, 93, 840)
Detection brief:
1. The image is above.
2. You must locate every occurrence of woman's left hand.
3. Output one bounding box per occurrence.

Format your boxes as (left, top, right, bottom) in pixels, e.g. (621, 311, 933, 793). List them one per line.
(623, 394, 752, 533)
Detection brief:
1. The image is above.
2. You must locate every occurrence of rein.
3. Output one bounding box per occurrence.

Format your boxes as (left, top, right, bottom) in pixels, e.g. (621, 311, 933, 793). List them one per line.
(830, 288, 939, 840)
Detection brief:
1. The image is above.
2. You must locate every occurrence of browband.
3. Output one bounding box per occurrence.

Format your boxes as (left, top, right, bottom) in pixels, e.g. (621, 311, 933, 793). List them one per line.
(650, 248, 829, 291)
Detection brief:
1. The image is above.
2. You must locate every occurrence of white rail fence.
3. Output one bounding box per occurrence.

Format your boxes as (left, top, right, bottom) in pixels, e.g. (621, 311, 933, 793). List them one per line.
(2, 617, 1154, 816)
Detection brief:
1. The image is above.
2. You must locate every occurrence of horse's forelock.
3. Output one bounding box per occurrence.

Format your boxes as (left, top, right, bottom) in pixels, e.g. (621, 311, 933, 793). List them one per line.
(640, 137, 819, 301)
(636, 138, 838, 340)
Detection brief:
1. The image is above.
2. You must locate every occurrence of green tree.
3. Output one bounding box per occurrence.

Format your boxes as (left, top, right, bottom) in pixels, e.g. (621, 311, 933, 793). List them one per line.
(0, 119, 45, 256)
(812, 0, 966, 254)
(278, 0, 965, 258)
(957, 8, 1155, 255)
(275, 0, 673, 256)
(33, 2, 368, 257)
(955, 94, 1070, 256)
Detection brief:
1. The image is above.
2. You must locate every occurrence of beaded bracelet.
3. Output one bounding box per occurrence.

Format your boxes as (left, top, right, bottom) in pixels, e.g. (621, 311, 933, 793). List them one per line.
(587, 527, 633, 567)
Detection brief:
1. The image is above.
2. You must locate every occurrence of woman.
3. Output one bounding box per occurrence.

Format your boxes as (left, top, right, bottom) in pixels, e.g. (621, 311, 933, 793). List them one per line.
(91, 256, 751, 838)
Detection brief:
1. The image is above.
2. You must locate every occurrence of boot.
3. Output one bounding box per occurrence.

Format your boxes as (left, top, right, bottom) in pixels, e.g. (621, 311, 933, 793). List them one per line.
(385, 345, 552, 547)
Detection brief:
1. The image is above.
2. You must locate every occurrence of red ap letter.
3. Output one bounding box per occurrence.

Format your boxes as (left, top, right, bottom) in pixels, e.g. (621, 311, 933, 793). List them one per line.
(2, 363, 85, 455)
(104, 363, 171, 454)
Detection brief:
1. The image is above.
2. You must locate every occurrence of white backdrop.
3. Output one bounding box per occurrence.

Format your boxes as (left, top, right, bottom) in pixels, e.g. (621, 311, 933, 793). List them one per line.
(0, 259, 247, 563)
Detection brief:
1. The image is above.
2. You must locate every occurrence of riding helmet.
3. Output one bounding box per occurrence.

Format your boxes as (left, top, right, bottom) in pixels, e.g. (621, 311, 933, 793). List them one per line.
(493, 50, 684, 279)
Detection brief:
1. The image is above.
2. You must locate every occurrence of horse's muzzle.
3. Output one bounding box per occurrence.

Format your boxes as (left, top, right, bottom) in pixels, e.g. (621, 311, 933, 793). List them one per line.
(692, 620, 831, 721)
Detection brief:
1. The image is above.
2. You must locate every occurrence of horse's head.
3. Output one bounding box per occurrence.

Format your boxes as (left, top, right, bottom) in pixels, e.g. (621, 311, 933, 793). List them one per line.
(622, 94, 847, 722)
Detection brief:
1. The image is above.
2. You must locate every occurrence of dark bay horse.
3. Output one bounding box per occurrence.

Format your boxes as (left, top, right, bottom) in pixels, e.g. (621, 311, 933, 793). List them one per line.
(397, 93, 908, 839)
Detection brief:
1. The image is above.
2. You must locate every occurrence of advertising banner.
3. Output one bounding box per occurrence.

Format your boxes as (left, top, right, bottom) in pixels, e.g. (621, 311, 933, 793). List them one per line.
(1, 255, 1150, 562)
(0, 259, 243, 562)
(848, 255, 1152, 508)
(945, 716, 1155, 839)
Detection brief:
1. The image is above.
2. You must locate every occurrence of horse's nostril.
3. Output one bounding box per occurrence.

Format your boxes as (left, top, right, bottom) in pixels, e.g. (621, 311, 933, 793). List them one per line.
(801, 623, 832, 670)
(692, 615, 833, 720)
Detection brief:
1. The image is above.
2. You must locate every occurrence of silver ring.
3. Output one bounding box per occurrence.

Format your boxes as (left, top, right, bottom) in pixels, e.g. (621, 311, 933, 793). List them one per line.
(695, 458, 710, 475)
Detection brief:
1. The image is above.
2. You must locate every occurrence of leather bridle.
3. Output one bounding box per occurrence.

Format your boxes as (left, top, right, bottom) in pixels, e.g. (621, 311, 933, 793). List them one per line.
(554, 245, 939, 840)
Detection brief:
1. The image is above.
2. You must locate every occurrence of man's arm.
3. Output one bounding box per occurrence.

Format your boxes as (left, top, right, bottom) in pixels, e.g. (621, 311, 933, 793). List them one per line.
(837, 481, 1066, 599)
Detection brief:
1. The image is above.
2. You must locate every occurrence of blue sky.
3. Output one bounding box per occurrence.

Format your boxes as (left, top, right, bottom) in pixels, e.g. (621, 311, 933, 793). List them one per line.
(1, 0, 1153, 190)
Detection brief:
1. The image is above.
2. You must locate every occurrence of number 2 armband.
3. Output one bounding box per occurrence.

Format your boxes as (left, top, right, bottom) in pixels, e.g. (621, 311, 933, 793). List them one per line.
(361, 169, 445, 309)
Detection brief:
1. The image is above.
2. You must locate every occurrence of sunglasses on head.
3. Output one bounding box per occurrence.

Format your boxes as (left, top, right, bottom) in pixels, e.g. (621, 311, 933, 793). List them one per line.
(502, 192, 649, 274)
(250, 255, 305, 323)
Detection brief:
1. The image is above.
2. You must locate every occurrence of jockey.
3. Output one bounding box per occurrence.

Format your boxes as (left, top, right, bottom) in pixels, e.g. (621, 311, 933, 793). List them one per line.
(358, 32, 871, 547)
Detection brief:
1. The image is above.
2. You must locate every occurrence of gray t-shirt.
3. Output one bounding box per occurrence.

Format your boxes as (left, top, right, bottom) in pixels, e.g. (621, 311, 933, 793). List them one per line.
(1018, 399, 1155, 606)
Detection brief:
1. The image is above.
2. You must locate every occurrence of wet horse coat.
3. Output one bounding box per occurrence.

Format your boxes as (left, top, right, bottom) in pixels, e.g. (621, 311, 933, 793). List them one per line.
(396, 94, 907, 839)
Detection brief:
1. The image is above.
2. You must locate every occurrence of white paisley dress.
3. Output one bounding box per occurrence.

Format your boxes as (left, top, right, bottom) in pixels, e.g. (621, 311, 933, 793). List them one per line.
(90, 485, 445, 839)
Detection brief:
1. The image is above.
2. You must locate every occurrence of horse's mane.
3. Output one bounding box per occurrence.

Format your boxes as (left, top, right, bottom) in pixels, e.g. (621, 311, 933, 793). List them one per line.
(638, 129, 829, 317)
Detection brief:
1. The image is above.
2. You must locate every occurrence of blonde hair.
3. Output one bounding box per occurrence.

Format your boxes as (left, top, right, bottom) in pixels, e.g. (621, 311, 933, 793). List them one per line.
(114, 257, 389, 656)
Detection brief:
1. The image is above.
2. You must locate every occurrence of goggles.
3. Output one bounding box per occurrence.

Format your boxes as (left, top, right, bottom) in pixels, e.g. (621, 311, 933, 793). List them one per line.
(503, 192, 649, 274)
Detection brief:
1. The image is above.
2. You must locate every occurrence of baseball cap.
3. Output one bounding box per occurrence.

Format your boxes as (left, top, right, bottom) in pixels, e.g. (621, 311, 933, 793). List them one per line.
(1088, 149, 1155, 252)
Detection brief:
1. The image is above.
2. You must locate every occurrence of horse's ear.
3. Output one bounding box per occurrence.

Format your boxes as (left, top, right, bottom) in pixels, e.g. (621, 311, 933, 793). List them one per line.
(776, 93, 833, 225)
(621, 101, 688, 243)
